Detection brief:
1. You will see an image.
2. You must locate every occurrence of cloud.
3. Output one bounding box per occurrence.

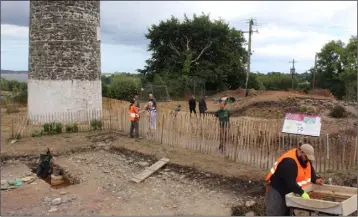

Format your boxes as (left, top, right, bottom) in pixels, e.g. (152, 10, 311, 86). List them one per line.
(1, 24, 28, 39)
(252, 24, 352, 60)
(1, 1, 356, 73)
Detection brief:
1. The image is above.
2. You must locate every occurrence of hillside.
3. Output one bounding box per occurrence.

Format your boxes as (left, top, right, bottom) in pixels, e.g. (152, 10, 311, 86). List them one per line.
(208, 90, 357, 137)
(1, 69, 28, 82)
(1, 69, 28, 74)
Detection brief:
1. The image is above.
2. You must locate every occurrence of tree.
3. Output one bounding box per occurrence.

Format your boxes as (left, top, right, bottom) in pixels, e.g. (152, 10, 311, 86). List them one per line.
(141, 13, 248, 93)
(315, 40, 345, 99)
(256, 72, 294, 91)
(107, 73, 141, 101)
(1, 78, 9, 91)
(313, 36, 357, 100)
(0, 78, 28, 103)
(340, 36, 357, 101)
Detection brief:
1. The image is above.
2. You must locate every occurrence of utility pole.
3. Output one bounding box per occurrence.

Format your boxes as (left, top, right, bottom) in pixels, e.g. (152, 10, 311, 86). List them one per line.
(312, 53, 318, 89)
(289, 59, 297, 90)
(243, 18, 258, 97)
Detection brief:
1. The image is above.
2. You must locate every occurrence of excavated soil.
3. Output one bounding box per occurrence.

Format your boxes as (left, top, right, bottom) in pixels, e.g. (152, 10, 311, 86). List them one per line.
(308, 192, 350, 203)
(231, 198, 266, 216)
(1, 132, 267, 216)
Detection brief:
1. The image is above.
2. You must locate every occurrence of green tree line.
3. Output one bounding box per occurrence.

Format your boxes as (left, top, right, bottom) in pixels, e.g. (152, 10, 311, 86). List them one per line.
(1, 78, 28, 102)
(2, 14, 356, 102)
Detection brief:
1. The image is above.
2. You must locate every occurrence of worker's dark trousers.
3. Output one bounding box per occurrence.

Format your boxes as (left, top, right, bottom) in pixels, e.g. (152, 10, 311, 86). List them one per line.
(189, 108, 196, 115)
(267, 187, 290, 216)
(129, 120, 139, 138)
(219, 127, 227, 152)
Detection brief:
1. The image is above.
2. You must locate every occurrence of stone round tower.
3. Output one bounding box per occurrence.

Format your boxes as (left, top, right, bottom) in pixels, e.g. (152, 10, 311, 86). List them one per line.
(28, 1, 102, 122)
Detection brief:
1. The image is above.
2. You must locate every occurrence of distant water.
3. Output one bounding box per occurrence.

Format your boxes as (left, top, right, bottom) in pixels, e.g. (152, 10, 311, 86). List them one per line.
(1, 74, 28, 82)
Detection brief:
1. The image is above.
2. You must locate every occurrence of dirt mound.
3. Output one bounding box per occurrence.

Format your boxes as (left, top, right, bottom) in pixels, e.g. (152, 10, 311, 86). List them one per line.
(211, 89, 245, 98)
(230, 97, 336, 118)
(213, 90, 335, 101)
(309, 88, 334, 98)
(322, 170, 357, 187)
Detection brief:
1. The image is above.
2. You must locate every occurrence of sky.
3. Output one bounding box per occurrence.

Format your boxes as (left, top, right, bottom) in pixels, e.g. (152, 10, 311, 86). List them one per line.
(1, 1, 357, 74)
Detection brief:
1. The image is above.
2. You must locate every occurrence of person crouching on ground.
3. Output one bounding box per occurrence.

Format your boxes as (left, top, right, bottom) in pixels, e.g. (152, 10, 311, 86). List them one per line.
(265, 144, 324, 216)
(129, 99, 141, 139)
(36, 148, 55, 179)
(215, 102, 230, 153)
(172, 104, 182, 116)
(145, 101, 157, 139)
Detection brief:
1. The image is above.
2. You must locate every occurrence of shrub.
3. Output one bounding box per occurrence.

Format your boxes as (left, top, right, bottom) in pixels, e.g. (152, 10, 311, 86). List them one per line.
(247, 89, 257, 96)
(31, 130, 42, 137)
(306, 106, 317, 114)
(90, 119, 102, 131)
(299, 105, 308, 113)
(15, 133, 21, 140)
(297, 81, 311, 94)
(54, 123, 63, 134)
(65, 123, 79, 133)
(329, 105, 347, 118)
(42, 122, 63, 135)
(309, 89, 334, 98)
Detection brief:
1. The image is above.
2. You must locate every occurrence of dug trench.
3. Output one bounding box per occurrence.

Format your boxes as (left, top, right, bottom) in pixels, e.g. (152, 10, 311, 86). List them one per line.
(26, 162, 79, 189)
(1, 132, 267, 215)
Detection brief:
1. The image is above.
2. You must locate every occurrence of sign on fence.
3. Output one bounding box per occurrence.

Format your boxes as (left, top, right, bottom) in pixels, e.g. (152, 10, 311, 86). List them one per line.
(282, 113, 321, 137)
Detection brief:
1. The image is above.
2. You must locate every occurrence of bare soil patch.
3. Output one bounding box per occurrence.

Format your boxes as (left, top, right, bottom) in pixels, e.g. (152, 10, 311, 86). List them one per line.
(1, 131, 267, 216)
(1, 149, 264, 215)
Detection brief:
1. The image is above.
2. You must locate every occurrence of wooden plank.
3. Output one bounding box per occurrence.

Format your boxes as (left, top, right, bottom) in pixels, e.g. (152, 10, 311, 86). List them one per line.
(132, 169, 155, 182)
(131, 158, 170, 183)
(147, 158, 170, 171)
(130, 177, 142, 184)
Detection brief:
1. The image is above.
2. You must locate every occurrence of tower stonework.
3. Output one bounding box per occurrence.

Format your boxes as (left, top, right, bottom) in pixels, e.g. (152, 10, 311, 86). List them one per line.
(28, 1, 102, 122)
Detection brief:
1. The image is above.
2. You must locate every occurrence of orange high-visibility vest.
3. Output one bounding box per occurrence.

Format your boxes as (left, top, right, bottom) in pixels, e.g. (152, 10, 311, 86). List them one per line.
(265, 148, 312, 188)
(129, 105, 139, 121)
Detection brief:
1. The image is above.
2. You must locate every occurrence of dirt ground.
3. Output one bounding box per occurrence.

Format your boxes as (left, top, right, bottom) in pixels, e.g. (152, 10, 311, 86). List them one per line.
(2, 151, 247, 216)
(2, 131, 357, 216)
(1, 131, 267, 216)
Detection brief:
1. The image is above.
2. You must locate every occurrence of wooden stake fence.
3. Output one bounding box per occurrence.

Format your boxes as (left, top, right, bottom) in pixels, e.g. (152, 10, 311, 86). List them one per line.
(9, 107, 358, 173)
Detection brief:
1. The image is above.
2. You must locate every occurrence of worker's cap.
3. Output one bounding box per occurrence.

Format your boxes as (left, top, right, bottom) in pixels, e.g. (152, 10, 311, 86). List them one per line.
(300, 144, 315, 161)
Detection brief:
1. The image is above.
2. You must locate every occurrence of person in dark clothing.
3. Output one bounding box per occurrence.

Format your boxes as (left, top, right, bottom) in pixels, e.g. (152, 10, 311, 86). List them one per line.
(198, 96, 207, 116)
(265, 144, 324, 216)
(188, 95, 196, 115)
(215, 102, 230, 153)
(36, 148, 55, 179)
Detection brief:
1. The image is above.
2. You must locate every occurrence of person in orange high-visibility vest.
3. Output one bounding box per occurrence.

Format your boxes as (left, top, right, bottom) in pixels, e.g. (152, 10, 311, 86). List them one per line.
(129, 100, 140, 138)
(265, 144, 324, 216)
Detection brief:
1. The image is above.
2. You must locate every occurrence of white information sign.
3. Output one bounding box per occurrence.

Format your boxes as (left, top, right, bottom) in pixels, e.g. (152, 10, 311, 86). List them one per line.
(282, 113, 321, 137)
